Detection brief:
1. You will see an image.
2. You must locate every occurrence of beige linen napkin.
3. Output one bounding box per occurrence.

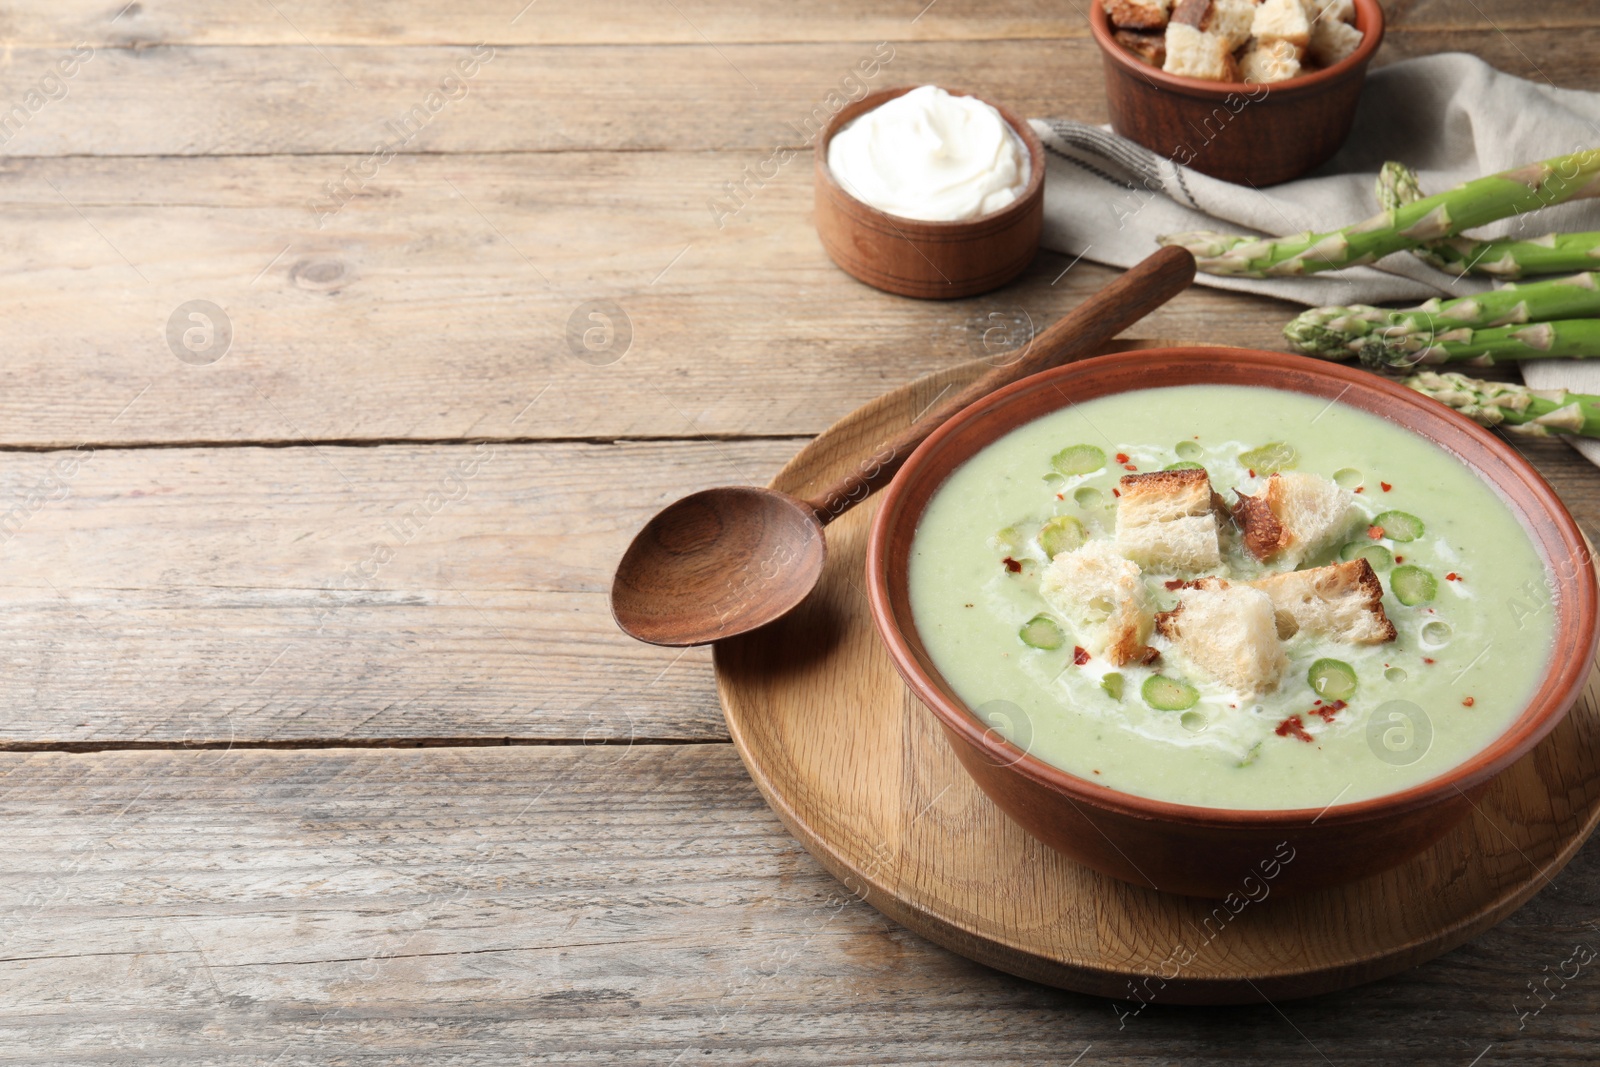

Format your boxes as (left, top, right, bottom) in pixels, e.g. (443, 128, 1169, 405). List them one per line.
(1030, 53, 1600, 464)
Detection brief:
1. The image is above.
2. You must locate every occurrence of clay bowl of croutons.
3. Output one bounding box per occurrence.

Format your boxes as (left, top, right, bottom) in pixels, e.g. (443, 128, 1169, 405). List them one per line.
(865, 347, 1597, 898)
(1091, 0, 1385, 185)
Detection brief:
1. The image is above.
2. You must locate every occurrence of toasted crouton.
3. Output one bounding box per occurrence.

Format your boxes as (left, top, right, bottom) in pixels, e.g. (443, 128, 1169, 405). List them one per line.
(1169, 0, 1211, 26)
(1232, 472, 1356, 566)
(1039, 541, 1154, 667)
(1115, 28, 1168, 66)
(1249, 559, 1397, 643)
(1115, 468, 1223, 573)
(1251, 0, 1311, 46)
(1204, 0, 1259, 50)
(1154, 579, 1286, 696)
(1240, 37, 1303, 82)
(1103, 0, 1172, 30)
(1162, 22, 1240, 81)
(1307, 13, 1363, 65)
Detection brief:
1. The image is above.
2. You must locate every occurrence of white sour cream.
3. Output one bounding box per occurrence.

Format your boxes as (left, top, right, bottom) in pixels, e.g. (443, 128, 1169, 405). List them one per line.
(826, 85, 1030, 222)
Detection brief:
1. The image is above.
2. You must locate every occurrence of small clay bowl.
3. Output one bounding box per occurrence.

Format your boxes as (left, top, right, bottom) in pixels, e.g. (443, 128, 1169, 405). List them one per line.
(1089, 0, 1385, 186)
(814, 86, 1045, 300)
(866, 348, 1598, 899)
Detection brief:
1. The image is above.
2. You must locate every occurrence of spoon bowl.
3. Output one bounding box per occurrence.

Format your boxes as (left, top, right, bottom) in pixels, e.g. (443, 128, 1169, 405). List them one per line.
(611, 486, 827, 647)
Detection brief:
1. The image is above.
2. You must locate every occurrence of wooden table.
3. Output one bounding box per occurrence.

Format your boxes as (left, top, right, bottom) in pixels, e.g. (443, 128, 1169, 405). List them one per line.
(5, 2, 1599, 1062)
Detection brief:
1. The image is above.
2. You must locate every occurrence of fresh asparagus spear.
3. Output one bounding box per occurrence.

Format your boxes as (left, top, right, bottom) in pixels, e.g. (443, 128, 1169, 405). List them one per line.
(1374, 161, 1425, 213)
(1405, 370, 1600, 436)
(1379, 161, 1600, 278)
(1385, 273, 1600, 332)
(1359, 319, 1600, 371)
(1159, 149, 1600, 277)
(1285, 272, 1600, 360)
(1282, 304, 1387, 360)
(1414, 233, 1600, 278)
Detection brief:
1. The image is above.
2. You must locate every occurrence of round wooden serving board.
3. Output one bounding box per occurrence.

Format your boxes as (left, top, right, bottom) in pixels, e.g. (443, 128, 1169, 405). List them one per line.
(714, 343, 1600, 1005)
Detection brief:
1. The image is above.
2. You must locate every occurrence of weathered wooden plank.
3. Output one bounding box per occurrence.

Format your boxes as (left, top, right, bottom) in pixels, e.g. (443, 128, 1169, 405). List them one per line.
(0, 0, 1591, 48)
(0, 150, 1296, 448)
(0, 40, 1095, 157)
(1392, 0, 1600, 34)
(0, 743, 1597, 1064)
(2, 32, 1598, 160)
(0, 0, 1087, 48)
(1376, 25, 1600, 84)
(0, 438, 804, 745)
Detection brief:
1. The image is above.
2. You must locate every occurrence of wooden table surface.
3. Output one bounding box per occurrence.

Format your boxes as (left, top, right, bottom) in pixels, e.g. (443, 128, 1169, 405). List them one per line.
(6, 2, 1600, 1063)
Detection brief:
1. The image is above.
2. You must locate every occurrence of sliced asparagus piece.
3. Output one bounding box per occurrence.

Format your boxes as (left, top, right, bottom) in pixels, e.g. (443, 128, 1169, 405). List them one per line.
(1308, 658, 1358, 701)
(1380, 161, 1600, 278)
(1390, 565, 1437, 606)
(1404, 370, 1600, 437)
(1359, 319, 1600, 371)
(1039, 515, 1088, 558)
(1160, 149, 1600, 277)
(1238, 441, 1298, 473)
(1052, 444, 1106, 476)
(1019, 614, 1067, 650)
(1373, 510, 1424, 542)
(1142, 674, 1200, 712)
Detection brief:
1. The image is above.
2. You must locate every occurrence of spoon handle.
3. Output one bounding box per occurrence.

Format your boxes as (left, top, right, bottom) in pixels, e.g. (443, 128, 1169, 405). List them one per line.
(802, 245, 1197, 523)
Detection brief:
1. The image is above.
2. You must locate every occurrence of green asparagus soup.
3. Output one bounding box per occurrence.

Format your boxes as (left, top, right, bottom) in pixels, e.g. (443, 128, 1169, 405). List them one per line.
(908, 384, 1556, 810)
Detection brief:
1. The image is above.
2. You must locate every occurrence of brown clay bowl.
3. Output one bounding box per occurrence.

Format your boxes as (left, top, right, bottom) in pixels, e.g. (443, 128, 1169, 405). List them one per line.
(866, 348, 1598, 899)
(1089, 0, 1386, 186)
(814, 86, 1045, 299)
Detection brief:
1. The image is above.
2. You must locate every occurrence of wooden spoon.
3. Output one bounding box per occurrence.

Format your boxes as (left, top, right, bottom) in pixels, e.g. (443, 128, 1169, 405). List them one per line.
(611, 246, 1197, 646)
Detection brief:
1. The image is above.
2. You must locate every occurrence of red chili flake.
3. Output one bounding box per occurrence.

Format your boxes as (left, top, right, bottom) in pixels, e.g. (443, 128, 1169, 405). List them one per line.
(1073, 646, 1090, 666)
(1423, 657, 1436, 665)
(1056, 493, 1064, 500)
(1354, 486, 1366, 493)
(1462, 696, 1476, 707)
(1164, 579, 1187, 590)
(1229, 703, 1237, 709)
(1313, 699, 1322, 705)
(1248, 469, 1256, 478)
(1311, 699, 1347, 723)
(1275, 715, 1314, 742)
(1394, 555, 1405, 563)
(1380, 482, 1393, 492)
(1115, 453, 1129, 463)
(1112, 488, 1121, 497)
(1367, 525, 1385, 540)
(1445, 572, 1460, 582)
(1123, 463, 1138, 471)
(1002, 556, 1022, 573)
